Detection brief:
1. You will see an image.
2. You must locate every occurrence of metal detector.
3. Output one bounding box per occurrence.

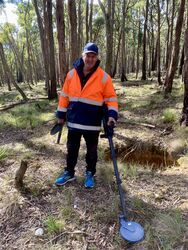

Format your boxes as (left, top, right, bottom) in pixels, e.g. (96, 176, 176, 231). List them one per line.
(101, 114, 144, 243)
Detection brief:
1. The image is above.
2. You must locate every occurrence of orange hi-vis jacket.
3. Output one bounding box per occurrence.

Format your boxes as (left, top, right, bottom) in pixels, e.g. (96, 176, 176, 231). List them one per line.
(56, 66, 118, 131)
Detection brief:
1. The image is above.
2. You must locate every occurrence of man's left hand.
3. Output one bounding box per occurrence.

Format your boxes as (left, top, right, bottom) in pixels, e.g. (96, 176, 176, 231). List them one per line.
(107, 117, 116, 127)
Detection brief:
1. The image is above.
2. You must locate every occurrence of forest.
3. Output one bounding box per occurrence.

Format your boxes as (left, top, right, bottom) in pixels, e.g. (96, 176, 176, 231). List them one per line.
(0, 0, 188, 249)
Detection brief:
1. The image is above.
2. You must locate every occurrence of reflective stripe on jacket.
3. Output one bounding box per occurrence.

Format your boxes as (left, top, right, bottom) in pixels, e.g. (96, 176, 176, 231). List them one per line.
(56, 67, 118, 131)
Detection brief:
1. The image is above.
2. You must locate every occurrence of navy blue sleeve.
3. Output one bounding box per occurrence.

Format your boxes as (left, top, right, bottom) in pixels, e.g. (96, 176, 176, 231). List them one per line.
(56, 111, 67, 120)
(108, 109, 118, 121)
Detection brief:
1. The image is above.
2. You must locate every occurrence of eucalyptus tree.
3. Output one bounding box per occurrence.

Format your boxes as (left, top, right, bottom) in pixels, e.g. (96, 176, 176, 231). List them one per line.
(0, 34, 11, 90)
(120, 0, 127, 81)
(92, 16, 105, 42)
(157, 0, 162, 85)
(164, 0, 185, 95)
(77, 0, 84, 56)
(0, 62, 5, 87)
(56, 0, 67, 84)
(68, 0, 78, 65)
(136, 7, 142, 79)
(17, 1, 36, 85)
(165, 0, 175, 69)
(141, 0, 149, 80)
(89, 0, 93, 41)
(150, 2, 156, 72)
(112, 1, 122, 78)
(85, 0, 94, 43)
(98, 0, 115, 75)
(45, 0, 57, 99)
(1, 23, 26, 83)
(33, 0, 49, 89)
(33, 0, 57, 99)
(0, 42, 27, 100)
(180, 13, 188, 126)
(16, 1, 44, 84)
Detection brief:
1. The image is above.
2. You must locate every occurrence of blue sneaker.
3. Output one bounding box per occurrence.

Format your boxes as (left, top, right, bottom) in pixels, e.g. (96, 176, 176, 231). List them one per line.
(55, 171, 76, 186)
(84, 171, 94, 188)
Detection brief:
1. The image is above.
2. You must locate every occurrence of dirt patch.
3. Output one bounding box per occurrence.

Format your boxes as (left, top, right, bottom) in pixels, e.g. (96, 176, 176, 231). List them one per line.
(105, 137, 177, 168)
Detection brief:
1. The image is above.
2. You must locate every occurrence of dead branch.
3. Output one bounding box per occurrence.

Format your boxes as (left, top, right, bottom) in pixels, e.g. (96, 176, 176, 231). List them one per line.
(118, 119, 156, 128)
(0, 98, 48, 112)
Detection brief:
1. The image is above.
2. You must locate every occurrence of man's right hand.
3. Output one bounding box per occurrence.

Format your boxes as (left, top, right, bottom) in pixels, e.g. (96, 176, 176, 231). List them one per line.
(58, 119, 65, 125)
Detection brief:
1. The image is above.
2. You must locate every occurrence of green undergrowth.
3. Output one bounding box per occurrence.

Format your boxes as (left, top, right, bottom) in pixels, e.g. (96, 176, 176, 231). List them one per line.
(0, 100, 54, 130)
(118, 79, 183, 127)
(0, 81, 49, 107)
(0, 91, 21, 106)
(44, 215, 66, 234)
(162, 108, 177, 123)
(43, 188, 79, 235)
(0, 147, 10, 161)
(93, 193, 119, 224)
(145, 209, 186, 249)
(98, 161, 140, 185)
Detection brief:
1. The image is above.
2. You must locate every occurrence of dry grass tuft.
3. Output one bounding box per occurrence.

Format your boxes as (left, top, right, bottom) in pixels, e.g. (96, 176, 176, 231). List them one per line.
(150, 209, 186, 249)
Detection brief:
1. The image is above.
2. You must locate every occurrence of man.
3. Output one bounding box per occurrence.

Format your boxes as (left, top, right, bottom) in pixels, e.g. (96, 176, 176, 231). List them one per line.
(55, 42, 118, 188)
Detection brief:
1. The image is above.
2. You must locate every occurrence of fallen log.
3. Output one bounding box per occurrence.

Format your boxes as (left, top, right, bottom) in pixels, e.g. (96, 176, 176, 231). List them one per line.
(0, 97, 48, 112)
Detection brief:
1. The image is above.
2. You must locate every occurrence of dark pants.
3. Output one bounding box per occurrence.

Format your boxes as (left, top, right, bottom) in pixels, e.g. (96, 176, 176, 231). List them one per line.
(65, 129, 100, 176)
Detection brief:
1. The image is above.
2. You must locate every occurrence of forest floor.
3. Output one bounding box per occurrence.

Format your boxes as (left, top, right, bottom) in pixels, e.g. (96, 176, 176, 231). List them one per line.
(0, 77, 188, 250)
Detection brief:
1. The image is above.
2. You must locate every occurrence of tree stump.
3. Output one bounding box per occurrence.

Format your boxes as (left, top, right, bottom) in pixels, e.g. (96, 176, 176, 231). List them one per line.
(15, 160, 28, 189)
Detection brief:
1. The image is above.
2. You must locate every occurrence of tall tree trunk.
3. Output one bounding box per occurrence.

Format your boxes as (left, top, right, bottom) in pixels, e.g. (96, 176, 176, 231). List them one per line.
(0, 43, 27, 100)
(131, 30, 136, 73)
(164, 0, 185, 95)
(0, 65, 3, 87)
(78, 0, 82, 55)
(112, 28, 122, 77)
(85, 0, 89, 43)
(136, 9, 141, 79)
(157, 0, 162, 84)
(150, 6, 155, 71)
(68, 0, 78, 65)
(147, 26, 152, 77)
(29, 43, 38, 84)
(180, 14, 188, 126)
(179, 45, 184, 76)
(89, 0, 93, 41)
(111, 0, 115, 74)
(33, 47, 44, 81)
(165, 0, 170, 69)
(24, 1, 33, 86)
(0, 62, 5, 87)
(168, 0, 175, 68)
(46, 0, 57, 99)
(0, 58, 11, 90)
(33, 0, 49, 89)
(98, 0, 114, 75)
(120, 0, 127, 81)
(4, 30, 25, 82)
(141, 0, 149, 80)
(153, 37, 158, 71)
(56, 0, 67, 85)
(18, 45, 25, 83)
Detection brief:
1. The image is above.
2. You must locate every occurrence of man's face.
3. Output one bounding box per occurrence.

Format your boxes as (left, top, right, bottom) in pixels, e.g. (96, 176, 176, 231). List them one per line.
(82, 53, 98, 71)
